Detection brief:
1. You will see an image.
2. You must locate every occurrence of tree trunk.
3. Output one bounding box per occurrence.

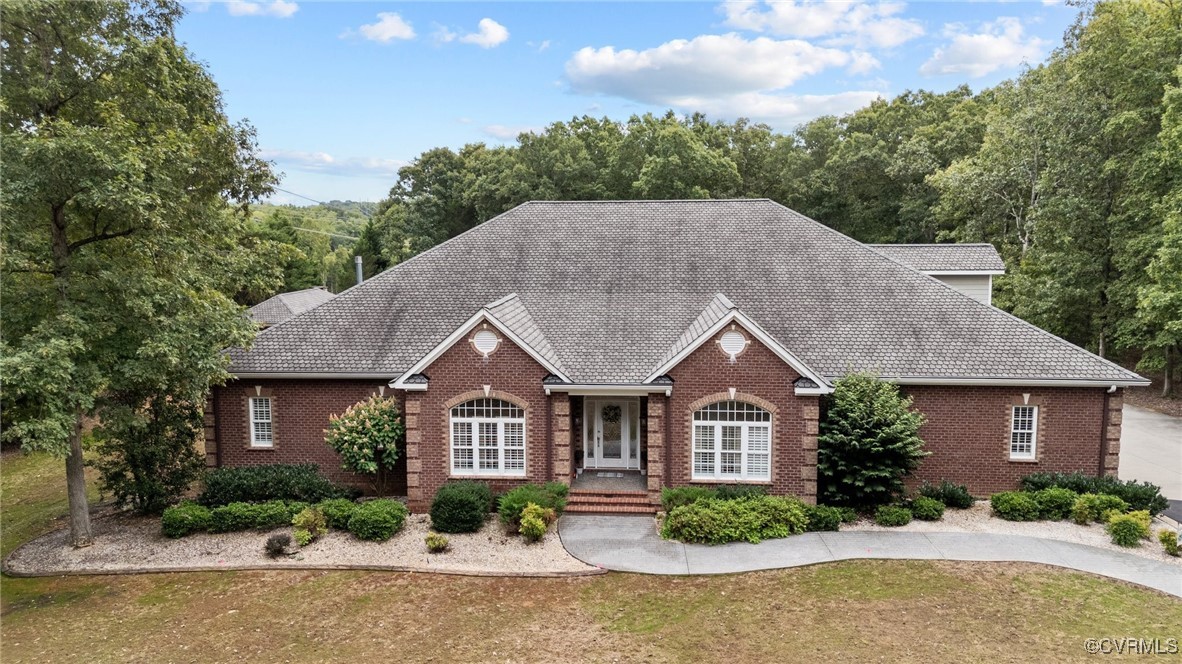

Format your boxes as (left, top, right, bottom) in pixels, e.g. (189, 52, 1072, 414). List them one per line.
(1164, 345, 1175, 398)
(65, 410, 93, 547)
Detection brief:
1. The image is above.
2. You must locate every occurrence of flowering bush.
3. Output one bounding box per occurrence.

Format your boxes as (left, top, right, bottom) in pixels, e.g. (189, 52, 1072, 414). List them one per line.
(324, 395, 405, 495)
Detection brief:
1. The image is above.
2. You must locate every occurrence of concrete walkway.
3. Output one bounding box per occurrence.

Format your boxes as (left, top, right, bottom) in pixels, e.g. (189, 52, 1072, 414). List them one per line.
(1120, 405, 1182, 502)
(559, 515, 1182, 598)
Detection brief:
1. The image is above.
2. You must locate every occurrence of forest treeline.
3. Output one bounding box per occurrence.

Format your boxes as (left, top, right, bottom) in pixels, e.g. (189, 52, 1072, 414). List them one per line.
(280, 0, 1181, 386)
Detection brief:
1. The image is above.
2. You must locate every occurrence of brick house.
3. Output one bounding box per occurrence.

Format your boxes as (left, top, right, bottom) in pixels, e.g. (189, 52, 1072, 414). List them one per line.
(208, 200, 1146, 512)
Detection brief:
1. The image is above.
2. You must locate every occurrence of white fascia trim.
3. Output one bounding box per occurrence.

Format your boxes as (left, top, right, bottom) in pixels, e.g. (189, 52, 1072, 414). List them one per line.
(391, 308, 572, 390)
(644, 310, 830, 389)
(543, 383, 673, 396)
(880, 376, 1150, 388)
(793, 386, 833, 396)
(922, 270, 1006, 276)
(232, 372, 394, 379)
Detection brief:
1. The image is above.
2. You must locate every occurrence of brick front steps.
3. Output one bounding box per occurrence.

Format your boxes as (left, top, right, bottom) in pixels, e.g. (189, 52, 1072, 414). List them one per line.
(566, 489, 656, 515)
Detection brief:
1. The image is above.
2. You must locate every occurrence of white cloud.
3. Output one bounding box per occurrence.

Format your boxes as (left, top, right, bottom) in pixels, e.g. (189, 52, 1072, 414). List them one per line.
(481, 124, 542, 141)
(432, 23, 457, 44)
(566, 33, 855, 102)
(460, 18, 509, 48)
(527, 39, 552, 53)
(920, 17, 1045, 78)
(720, 0, 923, 48)
(670, 90, 884, 126)
(260, 149, 404, 178)
(847, 51, 882, 75)
(355, 12, 416, 43)
(225, 0, 297, 18)
(186, 1, 212, 12)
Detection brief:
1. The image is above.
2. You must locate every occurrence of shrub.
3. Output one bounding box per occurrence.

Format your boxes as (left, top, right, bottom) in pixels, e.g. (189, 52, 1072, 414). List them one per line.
(198, 464, 355, 507)
(1159, 530, 1180, 557)
(874, 505, 912, 527)
(835, 507, 859, 524)
(523, 501, 557, 525)
(910, 496, 945, 521)
(91, 397, 206, 515)
(1107, 512, 1149, 547)
(324, 395, 405, 495)
(209, 502, 258, 533)
(660, 496, 808, 544)
(990, 491, 1040, 521)
(316, 498, 359, 530)
(519, 503, 549, 542)
(1021, 472, 1167, 515)
(284, 501, 311, 519)
(161, 502, 212, 538)
(347, 499, 408, 542)
(430, 481, 493, 533)
(265, 533, 291, 558)
(498, 483, 568, 530)
(917, 480, 974, 509)
(818, 373, 928, 509)
(425, 532, 450, 553)
(661, 486, 717, 511)
(714, 485, 768, 501)
(252, 501, 294, 529)
(1070, 493, 1129, 524)
(1033, 487, 1078, 520)
(804, 504, 843, 532)
(292, 507, 327, 546)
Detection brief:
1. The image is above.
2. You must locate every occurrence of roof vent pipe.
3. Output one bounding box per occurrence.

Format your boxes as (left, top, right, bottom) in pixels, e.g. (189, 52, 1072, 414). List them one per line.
(354, 255, 363, 286)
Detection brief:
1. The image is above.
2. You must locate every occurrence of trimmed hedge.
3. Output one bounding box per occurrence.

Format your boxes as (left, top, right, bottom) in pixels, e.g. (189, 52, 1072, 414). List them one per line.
(917, 480, 974, 509)
(661, 486, 717, 511)
(1107, 511, 1150, 547)
(874, 505, 912, 527)
(660, 496, 808, 544)
(430, 481, 493, 533)
(161, 502, 212, 538)
(348, 499, 408, 542)
(498, 483, 568, 530)
(198, 464, 357, 507)
(1020, 472, 1167, 515)
(714, 484, 768, 501)
(205, 500, 308, 533)
(1033, 487, 1078, 520)
(316, 498, 359, 530)
(910, 496, 945, 521)
(990, 491, 1040, 521)
(804, 504, 843, 532)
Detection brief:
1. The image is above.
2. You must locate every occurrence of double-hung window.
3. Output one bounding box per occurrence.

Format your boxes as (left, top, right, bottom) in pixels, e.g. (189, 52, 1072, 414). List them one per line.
(1010, 405, 1038, 460)
(692, 401, 771, 481)
(249, 397, 273, 448)
(450, 398, 526, 476)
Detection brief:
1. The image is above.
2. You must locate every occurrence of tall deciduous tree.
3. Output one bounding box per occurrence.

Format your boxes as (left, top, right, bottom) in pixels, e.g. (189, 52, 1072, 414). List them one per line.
(1, 0, 278, 545)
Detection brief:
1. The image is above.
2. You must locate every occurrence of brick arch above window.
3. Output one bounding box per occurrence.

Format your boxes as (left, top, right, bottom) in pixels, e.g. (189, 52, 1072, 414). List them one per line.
(687, 392, 779, 415)
(443, 389, 530, 412)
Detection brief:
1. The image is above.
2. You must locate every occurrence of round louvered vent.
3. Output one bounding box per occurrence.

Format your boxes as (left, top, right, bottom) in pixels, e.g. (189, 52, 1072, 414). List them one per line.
(719, 330, 747, 357)
(472, 329, 500, 355)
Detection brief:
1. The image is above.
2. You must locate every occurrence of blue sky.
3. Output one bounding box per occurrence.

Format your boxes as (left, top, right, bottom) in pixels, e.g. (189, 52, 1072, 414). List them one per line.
(177, 1, 1081, 204)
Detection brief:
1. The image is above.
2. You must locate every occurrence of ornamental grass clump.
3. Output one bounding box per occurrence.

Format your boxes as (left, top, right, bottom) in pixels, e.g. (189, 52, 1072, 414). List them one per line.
(324, 395, 405, 496)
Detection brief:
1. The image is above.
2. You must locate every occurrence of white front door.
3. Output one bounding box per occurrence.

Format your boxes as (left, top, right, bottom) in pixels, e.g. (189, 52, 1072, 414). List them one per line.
(591, 400, 630, 469)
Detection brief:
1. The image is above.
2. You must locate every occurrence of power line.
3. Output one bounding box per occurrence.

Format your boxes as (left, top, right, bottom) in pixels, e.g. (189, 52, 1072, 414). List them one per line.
(266, 187, 364, 242)
(273, 187, 326, 205)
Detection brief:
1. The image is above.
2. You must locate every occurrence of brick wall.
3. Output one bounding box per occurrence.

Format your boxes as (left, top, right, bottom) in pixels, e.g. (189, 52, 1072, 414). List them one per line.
(665, 323, 817, 502)
(903, 385, 1113, 497)
(211, 379, 406, 493)
(403, 326, 552, 511)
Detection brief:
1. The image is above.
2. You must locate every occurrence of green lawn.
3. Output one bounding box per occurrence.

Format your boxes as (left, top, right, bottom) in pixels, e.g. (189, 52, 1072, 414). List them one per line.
(2, 451, 1179, 662)
(0, 449, 100, 558)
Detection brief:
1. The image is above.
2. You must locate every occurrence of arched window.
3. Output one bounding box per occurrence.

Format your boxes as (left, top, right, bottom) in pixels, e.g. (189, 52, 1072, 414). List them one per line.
(692, 401, 771, 481)
(450, 398, 526, 476)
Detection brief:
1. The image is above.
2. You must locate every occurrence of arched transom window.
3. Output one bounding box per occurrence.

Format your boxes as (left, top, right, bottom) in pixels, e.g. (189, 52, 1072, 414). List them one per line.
(450, 398, 526, 476)
(692, 401, 771, 481)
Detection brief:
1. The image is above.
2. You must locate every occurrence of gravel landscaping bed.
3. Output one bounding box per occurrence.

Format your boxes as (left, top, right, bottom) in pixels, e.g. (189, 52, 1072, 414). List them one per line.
(3, 512, 599, 577)
(847, 501, 1182, 565)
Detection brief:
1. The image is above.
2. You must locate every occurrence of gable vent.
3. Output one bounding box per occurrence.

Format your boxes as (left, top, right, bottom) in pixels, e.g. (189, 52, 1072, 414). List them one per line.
(472, 329, 500, 355)
(719, 330, 748, 358)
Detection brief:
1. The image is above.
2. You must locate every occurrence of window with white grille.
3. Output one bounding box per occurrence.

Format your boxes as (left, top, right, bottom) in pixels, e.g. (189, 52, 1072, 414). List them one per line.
(691, 401, 771, 481)
(1010, 405, 1038, 460)
(450, 398, 526, 476)
(249, 397, 273, 448)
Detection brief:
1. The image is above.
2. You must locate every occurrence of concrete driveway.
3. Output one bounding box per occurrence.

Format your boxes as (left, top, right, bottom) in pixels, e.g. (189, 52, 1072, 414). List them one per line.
(1119, 405, 1182, 501)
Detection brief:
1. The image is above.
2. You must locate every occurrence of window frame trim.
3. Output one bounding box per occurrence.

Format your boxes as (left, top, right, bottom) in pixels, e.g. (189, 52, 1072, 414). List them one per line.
(449, 399, 527, 478)
(248, 396, 274, 448)
(689, 401, 773, 482)
(1009, 404, 1038, 461)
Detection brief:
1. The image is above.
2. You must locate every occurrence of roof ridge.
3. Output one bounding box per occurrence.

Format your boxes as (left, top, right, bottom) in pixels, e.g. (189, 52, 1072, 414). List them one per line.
(523, 198, 772, 204)
(868, 242, 998, 248)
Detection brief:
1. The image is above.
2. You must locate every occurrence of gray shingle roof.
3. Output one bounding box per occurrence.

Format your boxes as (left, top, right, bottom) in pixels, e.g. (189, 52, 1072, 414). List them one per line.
(868, 243, 1005, 273)
(248, 287, 336, 326)
(229, 200, 1143, 385)
(485, 294, 568, 377)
